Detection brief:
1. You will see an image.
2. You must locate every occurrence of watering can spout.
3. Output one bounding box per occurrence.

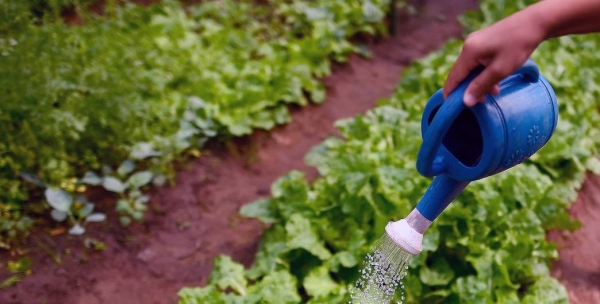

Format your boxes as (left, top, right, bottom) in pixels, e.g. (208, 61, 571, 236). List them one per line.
(415, 175, 469, 222)
(386, 175, 468, 255)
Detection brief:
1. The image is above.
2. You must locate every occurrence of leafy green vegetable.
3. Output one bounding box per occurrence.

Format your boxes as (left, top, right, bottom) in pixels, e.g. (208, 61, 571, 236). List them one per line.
(303, 265, 342, 298)
(208, 256, 248, 296)
(239, 199, 277, 224)
(522, 277, 569, 304)
(1, 0, 390, 243)
(179, 258, 302, 304)
(286, 214, 332, 260)
(179, 0, 600, 303)
(419, 257, 454, 286)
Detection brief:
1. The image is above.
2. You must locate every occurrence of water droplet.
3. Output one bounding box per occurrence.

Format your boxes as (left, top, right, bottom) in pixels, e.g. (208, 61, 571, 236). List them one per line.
(9, 39, 17, 46)
(349, 234, 414, 303)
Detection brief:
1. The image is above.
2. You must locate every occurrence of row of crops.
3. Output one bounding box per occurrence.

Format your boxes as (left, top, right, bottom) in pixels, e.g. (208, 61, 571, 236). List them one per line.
(0, 0, 390, 245)
(178, 0, 600, 303)
(3, 0, 600, 302)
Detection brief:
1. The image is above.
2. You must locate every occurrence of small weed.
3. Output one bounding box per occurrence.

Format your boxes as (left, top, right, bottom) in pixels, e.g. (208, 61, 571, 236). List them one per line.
(0, 257, 32, 289)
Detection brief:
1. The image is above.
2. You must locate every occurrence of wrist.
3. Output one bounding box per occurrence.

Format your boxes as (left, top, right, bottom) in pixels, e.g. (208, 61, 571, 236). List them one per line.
(511, 6, 550, 44)
(528, 2, 559, 40)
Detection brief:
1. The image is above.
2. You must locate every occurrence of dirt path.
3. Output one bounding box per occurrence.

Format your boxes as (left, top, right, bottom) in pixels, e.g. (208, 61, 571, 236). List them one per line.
(549, 173, 600, 304)
(0, 1, 478, 303)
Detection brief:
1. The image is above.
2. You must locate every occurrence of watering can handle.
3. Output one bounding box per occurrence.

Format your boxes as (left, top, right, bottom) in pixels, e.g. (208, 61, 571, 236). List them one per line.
(416, 59, 540, 177)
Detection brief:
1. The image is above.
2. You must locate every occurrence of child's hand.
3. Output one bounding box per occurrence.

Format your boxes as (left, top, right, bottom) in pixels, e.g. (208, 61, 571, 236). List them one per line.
(442, 0, 600, 107)
(442, 12, 545, 106)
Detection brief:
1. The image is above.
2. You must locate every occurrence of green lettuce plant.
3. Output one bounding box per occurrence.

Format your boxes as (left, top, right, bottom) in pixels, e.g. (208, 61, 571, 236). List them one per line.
(1, 0, 390, 243)
(178, 1, 600, 303)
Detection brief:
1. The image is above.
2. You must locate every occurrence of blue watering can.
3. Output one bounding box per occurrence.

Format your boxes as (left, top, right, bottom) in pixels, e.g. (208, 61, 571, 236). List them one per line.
(385, 59, 558, 255)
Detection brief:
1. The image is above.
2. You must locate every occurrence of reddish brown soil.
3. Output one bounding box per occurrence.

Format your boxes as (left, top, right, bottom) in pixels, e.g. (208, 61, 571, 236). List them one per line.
(548, 173, 600, 303)
(1, 0, 599, 303)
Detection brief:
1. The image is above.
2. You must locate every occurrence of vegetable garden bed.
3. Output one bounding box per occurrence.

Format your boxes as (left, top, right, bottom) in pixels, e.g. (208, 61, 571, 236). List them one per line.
(1, 0, 600, 303)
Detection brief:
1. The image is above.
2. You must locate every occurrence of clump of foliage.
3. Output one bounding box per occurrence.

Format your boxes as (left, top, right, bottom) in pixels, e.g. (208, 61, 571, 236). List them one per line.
(178, 0, 600, 303)
(0, 0, 390, 245)
(0, 257, 32, 288)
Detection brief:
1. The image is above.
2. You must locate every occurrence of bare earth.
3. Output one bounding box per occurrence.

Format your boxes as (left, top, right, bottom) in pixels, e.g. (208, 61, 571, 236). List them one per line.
(548, 173, 600, 304)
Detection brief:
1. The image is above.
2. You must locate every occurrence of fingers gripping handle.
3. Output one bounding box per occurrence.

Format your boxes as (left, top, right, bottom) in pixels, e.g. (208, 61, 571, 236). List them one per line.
(416, 59, 539, 177)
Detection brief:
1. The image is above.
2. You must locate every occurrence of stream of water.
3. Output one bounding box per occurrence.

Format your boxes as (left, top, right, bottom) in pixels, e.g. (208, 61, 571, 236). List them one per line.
(349, 233, 414, 304)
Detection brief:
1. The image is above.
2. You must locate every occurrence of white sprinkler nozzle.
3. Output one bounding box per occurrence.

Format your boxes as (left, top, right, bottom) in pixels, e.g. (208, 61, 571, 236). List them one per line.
(384, 209, 432, 255)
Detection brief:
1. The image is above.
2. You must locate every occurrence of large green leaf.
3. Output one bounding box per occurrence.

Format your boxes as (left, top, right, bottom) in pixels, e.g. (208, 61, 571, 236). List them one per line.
(522, 277, 569, 304)
(419, 257, 455, 286)
(208, 256, 248, 296)
(285, 214, 331, 260)
(44, 188, 73, 213)
(102, 177, 126, 193)
(303, 265, 340, 298)
(239, 199, 276, 224)
(248, 271, 302, 304)
(126, 171, 154, 189)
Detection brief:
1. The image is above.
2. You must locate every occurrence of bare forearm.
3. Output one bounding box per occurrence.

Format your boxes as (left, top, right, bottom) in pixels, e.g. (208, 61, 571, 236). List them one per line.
(526, 0, 600, 39)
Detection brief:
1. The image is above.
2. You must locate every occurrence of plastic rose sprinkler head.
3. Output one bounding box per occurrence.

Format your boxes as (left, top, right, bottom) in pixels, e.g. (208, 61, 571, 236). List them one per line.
(385, 210, 429, 256)
(385, 175, 467, 255)
(386, 59, 558, 255)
